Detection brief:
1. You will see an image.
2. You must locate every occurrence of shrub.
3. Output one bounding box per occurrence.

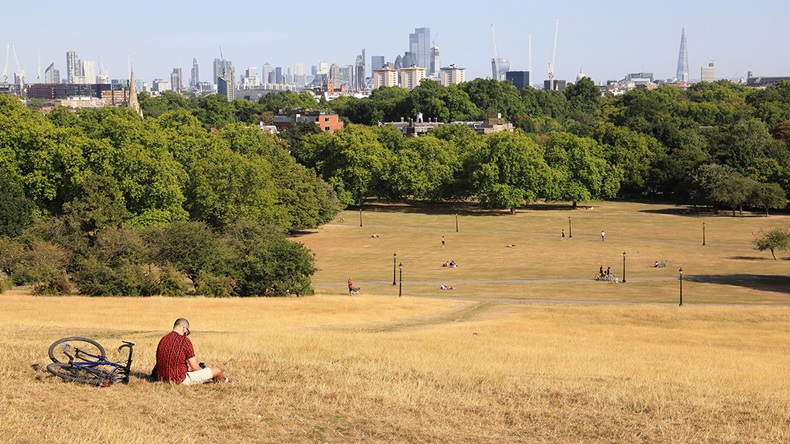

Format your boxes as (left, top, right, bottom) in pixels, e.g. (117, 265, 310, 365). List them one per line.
(194, 272, 236, 298)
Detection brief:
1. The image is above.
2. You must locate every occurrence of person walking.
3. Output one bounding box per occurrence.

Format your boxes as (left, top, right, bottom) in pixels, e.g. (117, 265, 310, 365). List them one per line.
(601, 230, 605, 241)
(348, 277, 354, 296)
(561, 229, 566, 240)
(441, 236, 445, 248)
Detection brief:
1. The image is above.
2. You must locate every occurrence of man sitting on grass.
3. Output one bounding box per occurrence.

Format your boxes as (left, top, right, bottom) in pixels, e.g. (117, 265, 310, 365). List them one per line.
(155, 318, 234, 385)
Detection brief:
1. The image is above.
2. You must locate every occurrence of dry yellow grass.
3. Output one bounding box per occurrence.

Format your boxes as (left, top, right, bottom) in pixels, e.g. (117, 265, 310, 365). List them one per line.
(2, 202, 790, 443)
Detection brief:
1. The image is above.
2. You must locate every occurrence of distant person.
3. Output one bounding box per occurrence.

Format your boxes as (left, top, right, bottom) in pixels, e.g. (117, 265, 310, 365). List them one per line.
(155, 318, 232, 385)
(561, 229, 566, 240)
(606, 266, 611, 276)
(441, 236, 445, 248)
(601, 230, 605, 241)
(654, 261, 660, 268)
(440, 284, 453, 290)
(599, 265, 604, 276)
(348, 277, 354, 296)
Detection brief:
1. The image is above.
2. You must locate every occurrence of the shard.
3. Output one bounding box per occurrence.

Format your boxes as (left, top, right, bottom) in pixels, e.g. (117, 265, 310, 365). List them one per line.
(676, 27, 689, 83)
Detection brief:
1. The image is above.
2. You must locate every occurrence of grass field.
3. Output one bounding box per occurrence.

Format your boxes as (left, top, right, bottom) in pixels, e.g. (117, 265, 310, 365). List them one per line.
(2, 202, 790, 443)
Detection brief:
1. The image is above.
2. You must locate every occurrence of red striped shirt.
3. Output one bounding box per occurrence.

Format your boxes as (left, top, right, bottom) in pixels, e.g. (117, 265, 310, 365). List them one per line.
(155, 331, 195, 384)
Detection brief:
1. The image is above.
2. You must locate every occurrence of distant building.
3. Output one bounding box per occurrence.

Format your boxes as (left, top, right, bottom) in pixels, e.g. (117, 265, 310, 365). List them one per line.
(171, 68, 182, 92)
(543, 79, 567, 91)
(399, 66, 427, 90)
(676, 27, 689, 83)
(273, 108, 344, 135)
(394, 54, 403, 70)
(217, 72, 235, 100)
(373, 67, 399, 89)
(82, 60, 98, 84)
(152, 79, 171, 92)
(505, 71, 530, 90)
(700, 61, 716, 83)
(66, 51, 80, 84)
(262, 63, 273, 85)
(746, 71, 790, 87)
(371, 55, 385, 72)
(430, 43, 440, 77)
(440, 65, 466, 86)
(409, 28, 431, 70)
(355, 49, 366, 91)
(213, 58, 233, 85)
(190, 58, 199, 88)
(44, 63, 60, 84)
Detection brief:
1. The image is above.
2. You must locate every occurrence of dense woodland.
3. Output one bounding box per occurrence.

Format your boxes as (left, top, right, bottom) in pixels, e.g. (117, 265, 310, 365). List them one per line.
(2, 78, 790, 296)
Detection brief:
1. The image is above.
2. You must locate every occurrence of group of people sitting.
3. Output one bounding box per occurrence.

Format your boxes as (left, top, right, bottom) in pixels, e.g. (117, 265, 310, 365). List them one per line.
(653, 260, 667, 268)
(439, 284, 453, 290)
(442, 260, 459, 268)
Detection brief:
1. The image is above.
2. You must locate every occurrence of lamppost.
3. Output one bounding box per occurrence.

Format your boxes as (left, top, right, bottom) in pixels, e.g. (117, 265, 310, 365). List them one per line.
(455, 213, 459, 232)
(392, 253, 397, 286)
(702, 222, 706, 246)
(568, 216, 573, 238)
(398, 263, 403, 297)
(622, 251, 626, 283)
(679, 267, 683, 306)
(359, 207, 363, 227)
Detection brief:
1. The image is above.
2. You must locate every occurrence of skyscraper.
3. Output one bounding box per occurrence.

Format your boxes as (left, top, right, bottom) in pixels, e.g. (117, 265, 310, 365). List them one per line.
(409, 27, 431, 69)
(701, 61, 715, 82)
(213, 58, 233, 84)
(44, 63, 60, 84)
(430, 41, 440, 76)
(676, 27, 689, 83)
(371, 56, 385, 72)
(66, 51, 81, 83)
(171, 68, 182, 92)
(262, 63, 273, 85)
(355, 49, 366, 91)
(190, 58, 199, 88)
(82, 60, 97, 84)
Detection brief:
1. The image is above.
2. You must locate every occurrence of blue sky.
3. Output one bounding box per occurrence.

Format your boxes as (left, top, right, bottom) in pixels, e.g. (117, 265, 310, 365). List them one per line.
(2, 0, 789, 86)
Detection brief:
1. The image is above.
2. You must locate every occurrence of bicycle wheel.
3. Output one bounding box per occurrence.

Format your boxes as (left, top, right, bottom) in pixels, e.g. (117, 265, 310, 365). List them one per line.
(48, 337, 106, 364)
(47, 363, 108, 386)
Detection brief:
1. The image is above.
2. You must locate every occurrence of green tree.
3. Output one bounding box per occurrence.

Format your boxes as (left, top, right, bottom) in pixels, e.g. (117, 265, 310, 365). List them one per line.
(468, 132, 551, 212)
(749, 182, 787, 216)
(0, 166, 34, 237)
(564, 77, 601, 115)
(752, 227, 790, 260)
(144, 221, 222, 285)
(543, 132, 621, 207)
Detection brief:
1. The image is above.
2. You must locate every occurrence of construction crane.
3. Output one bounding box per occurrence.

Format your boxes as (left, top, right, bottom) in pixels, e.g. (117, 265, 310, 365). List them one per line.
(548, 18, 559, 91)
(2, 44, 24, 85)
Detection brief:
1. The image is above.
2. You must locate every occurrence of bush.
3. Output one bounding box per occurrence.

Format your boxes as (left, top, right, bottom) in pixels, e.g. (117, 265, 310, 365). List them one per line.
(158, 265, 187, 296)
(195, 272, 236, 297)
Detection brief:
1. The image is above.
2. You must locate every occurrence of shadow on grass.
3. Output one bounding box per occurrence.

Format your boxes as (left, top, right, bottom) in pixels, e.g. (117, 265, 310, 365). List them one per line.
(688, 274, 790, 294)
(729, 256, 773, 261)
(348, 200, 586, 217)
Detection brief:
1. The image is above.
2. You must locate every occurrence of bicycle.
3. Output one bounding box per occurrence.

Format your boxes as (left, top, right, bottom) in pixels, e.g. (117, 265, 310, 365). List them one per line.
(47, 337, 135, 387)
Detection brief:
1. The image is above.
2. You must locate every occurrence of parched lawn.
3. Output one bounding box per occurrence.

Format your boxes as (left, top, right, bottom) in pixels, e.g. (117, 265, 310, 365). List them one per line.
(300, 201, 790, 305)
(2, 201, 790, 443)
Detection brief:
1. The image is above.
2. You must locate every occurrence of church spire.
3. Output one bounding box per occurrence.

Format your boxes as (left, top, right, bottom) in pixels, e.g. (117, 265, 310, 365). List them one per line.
(128, 66, 143, 119)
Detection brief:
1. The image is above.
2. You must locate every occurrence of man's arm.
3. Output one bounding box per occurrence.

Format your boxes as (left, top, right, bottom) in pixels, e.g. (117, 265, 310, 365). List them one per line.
(186, 356, 202, 372)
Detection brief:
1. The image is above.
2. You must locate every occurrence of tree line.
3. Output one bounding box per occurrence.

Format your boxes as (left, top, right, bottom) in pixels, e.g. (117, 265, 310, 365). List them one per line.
(3, 77, 790, 296)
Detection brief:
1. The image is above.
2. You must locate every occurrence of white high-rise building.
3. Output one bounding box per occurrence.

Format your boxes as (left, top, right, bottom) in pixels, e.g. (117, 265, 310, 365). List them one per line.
(373, 67, 398, 89)
(82, 60, 97, 84)
(440, 65, 465, 86)
(262, 62, 273, 84)
(701, 61, 716, 83)
(399, 66, 426, 90)
(66, 51, 81, 83)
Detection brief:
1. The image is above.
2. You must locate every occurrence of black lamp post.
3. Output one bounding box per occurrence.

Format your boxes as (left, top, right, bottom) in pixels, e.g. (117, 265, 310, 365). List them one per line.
(568, 216, 572, 238)
(398, 263, 403, 297)
(392, 253, 397, 286)
(455, 213, 459, 232)
(679, 267, 683, 306)
(622, 251, 626, 283)
(702, 222, 706, 246)
(359, 207, 363, 227)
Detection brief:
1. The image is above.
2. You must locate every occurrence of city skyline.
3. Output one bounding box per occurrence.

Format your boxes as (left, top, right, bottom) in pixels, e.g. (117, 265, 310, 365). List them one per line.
(2, 0, 790, 88)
